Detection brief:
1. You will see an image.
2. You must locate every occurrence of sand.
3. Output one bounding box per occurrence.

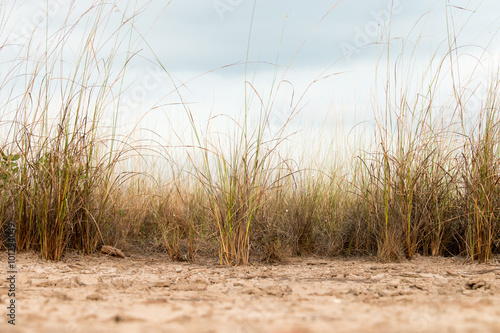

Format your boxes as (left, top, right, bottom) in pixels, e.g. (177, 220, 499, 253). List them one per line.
(1, 251, 500, 333)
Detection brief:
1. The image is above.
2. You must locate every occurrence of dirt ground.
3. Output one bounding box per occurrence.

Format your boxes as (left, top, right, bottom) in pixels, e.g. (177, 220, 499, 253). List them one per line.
(1, 251, 500, 333)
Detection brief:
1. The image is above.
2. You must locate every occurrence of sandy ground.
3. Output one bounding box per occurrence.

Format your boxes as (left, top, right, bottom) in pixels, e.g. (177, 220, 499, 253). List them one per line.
(1, 251, 500, 333)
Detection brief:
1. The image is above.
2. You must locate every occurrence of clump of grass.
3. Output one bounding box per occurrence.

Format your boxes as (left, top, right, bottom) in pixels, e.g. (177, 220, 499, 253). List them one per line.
(186, 125, 280, 265)
(459, 76, 500, 262)
(0, 2, 140, 260)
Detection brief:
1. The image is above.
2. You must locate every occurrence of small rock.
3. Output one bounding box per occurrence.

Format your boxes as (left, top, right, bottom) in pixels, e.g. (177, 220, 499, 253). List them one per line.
(175, 267, 183, 273)
(100, 245, 126, 258)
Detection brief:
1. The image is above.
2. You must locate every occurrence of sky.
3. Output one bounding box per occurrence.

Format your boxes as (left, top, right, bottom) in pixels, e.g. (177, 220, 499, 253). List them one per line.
(2, 0, 500, 157)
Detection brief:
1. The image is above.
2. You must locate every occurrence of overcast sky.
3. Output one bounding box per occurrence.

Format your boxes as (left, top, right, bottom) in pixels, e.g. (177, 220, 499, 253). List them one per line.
(140, 0, 500, 139)
(3, 0, 500, 149)
(138, 1, 498, 71)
